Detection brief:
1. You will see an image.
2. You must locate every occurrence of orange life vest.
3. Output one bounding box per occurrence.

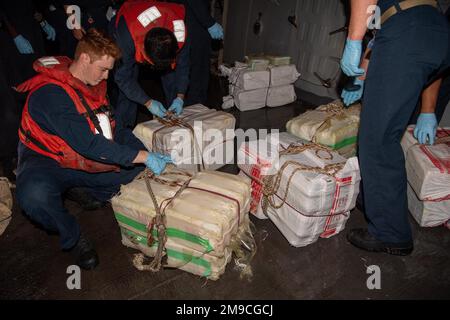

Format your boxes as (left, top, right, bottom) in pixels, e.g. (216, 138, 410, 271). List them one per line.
(16, 56, 119, 173)
(116, 0, 186, 66)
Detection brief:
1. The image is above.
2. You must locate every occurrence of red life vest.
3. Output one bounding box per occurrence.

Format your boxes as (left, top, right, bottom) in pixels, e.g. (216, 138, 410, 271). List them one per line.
(116, 0, 186, 66)
(16, 56, 120, 173)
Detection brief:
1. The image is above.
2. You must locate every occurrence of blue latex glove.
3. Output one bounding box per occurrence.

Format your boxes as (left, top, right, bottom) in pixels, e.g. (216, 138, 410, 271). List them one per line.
(148, 99, 167, 118)
(145, 152, 173, 175)
(14, 35, 34, 54)
(341, 78, 364, 106)
(41, 21, 56, 41)
(208, 22, 224, 40)
(168, 97, 184, 116)
(414, 113, 438, 145)
(340, 39, 365, 77)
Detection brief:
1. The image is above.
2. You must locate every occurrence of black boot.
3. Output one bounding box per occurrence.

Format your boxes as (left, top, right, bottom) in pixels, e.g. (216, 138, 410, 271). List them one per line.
(64, 188, 106, 211)
(347, 228, 413, 256)
(71, 234, 99, 270)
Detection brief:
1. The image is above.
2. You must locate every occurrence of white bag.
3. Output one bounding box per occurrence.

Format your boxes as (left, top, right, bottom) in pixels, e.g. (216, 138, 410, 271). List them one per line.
(133, 105, 236, 172)
(269, 64, 301, 87)
(233, 87, 268, 111)
(238, 132, 361, 247)
(407, 183, 450, 228)
(229, 67, 270, 91)
(267, 85, 297, 107)
(401, 126, 450, 201)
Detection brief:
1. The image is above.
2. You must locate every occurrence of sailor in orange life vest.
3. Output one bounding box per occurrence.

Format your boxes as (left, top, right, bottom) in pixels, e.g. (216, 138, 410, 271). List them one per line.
(111, 0, 190, 129)
(15, 29, 173, 270)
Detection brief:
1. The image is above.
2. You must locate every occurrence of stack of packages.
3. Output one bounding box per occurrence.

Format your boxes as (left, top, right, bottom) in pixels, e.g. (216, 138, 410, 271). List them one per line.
(111, 167, 254, 280)
(221, 56, 300, 111)
(237, 132, 361, 247)
(286, 100, 361, 158)
(401, 126, 450, 228)
(133, 105, 236, 172)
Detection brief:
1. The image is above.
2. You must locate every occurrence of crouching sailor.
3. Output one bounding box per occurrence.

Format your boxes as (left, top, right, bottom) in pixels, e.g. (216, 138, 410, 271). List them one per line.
(15, 29, 172, 270)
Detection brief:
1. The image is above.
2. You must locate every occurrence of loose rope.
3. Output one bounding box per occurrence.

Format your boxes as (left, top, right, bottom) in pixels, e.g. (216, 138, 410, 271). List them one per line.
(311, 101, 346, 144)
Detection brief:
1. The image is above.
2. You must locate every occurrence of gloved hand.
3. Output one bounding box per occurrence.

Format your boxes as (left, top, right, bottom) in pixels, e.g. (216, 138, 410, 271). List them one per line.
(208, 22, 224, 40)
(341, 78, 364, 106)
(414, 113, 438, 145)
(145, 152, 173, 175)
(14, 35, 34, 54)
(340, 39, 365, 77)
(41, 21, 56, 41)
(147, 99, 167, 118)
(168, 97, 184, 116)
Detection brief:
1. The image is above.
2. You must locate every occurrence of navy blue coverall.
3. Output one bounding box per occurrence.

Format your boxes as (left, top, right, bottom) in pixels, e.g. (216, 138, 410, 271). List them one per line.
(359, 0, 450, 244)
(170, 0, 216, 106)
(111, 15, 190, 129)
(16, 84, 145, 249)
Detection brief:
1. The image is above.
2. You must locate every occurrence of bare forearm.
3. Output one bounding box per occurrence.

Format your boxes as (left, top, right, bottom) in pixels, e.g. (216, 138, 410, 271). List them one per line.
(348, 0, 378, 40)
(358, 48, 372, 80)
(133, 150, 149, 164)
(421, 78, 442, 113)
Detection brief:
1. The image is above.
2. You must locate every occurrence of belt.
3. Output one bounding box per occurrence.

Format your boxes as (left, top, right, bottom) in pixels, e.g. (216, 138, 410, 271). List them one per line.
(381, 0, 438, 24)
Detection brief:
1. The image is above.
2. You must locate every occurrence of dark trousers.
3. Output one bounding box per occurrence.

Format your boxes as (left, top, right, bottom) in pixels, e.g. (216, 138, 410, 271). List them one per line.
(16, 128, 146, 250)
(185, 27, 211, 106)
(359, 6, 450, 243)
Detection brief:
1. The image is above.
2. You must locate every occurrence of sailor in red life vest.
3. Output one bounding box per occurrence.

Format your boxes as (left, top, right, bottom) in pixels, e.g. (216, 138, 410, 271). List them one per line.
(15, 29, 173, 270)
(111, 0, 190, 129)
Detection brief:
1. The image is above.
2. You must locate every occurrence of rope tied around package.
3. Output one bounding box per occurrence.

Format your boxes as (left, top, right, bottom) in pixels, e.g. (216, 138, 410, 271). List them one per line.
(261, 142, 344, 215)
(311, 101, 346, 144)
(153, 112, 205, 172)
(132, 168, 193, 272)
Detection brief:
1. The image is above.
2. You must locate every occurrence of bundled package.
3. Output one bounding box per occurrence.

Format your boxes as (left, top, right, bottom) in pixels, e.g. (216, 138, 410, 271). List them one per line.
(232, 87, 269, 111)
(269, 65, 301, 87)
(401, 126, 450, 227)
(228, 67, 270, 91)
(267, 85, 297, 107)
(286, 100, 361, 158)
(133, 105, 235, 172)
(0, 178, 13, 236)
(111, 167, 254, 280)
(237, 132, 361, 247)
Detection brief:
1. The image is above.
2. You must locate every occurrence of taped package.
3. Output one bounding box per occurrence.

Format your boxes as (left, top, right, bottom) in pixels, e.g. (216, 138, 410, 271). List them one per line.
(267, 85, 297, 107)
(287, 100, 361, 158)
(401, 126, 450, 201)
(401, 126, 450, 227)
(237, 132, 361, 247)
(229, 67, 270, 91)
(111, 168, 253, 280)
(232, 87, 268, 111)
(269, 65, 301, 87)
(133, 105, 235, 172)
(407, 183, 450, 228)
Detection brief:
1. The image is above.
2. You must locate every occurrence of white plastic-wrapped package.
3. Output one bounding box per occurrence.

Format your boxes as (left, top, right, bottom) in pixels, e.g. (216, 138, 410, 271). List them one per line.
(120, 228, 233, 280)
(133, 105, 235, 171)
(229, 67, 270, 91)
(267, 85, 297, 107)
(407, 183, 450, 228)
(269, 64, 301, 87)
(112, 168, 251, 258)
(233, 87, 268, 111)
(401, 126, 450, 201)
(237, 132, 361, 247)
(287, 101, 360, 158)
